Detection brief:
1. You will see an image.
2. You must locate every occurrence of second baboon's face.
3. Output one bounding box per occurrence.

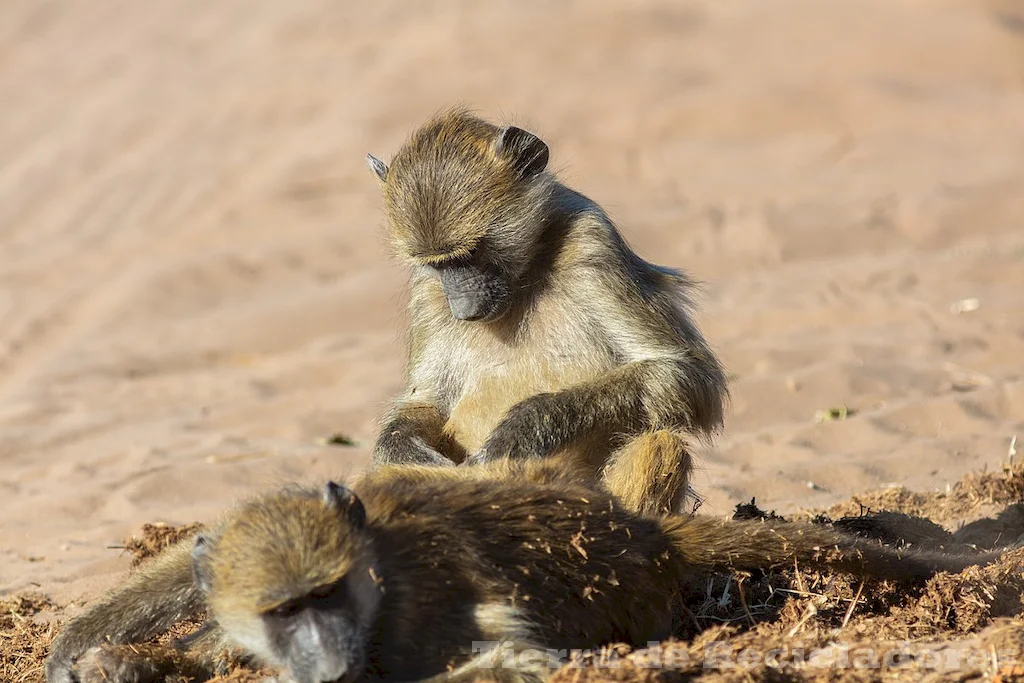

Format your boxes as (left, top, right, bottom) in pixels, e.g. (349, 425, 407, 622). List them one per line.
(258, 582, 370, 683)
(198, 485, 383, 683)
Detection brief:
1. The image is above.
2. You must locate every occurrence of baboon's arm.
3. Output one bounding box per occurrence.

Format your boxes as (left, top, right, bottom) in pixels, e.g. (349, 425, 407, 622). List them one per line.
(45, 536, 205, 683)
(373, 291, 465, 466)
(470, 360, 708, 462)
(472, 271, 726, 463)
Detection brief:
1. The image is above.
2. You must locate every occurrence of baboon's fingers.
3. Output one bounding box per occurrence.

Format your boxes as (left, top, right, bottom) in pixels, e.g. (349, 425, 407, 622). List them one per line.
(376, 435, 456, 467)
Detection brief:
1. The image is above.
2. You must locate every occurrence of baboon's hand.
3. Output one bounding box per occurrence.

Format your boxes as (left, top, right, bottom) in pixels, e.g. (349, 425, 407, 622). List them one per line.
(45, 632, 92, 683)
(374, 434, 456, 467)
(72, 645, 150, 683)
(405, 438, 457, 467)
(470, 394, 562, 464)
(44, 652, 77, 683)
(72, 643, 204, 683)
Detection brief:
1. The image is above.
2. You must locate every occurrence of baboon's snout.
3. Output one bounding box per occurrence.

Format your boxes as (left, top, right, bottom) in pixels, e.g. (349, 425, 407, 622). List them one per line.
(439, 265, 508, 322)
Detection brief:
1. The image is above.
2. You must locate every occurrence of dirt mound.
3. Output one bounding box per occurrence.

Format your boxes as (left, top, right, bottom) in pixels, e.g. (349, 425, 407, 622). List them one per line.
(1, 594, 57, 683)
(119, 522, 206, 567)
(5, 461, 1023, 682)
(805, 459, 1024, 530)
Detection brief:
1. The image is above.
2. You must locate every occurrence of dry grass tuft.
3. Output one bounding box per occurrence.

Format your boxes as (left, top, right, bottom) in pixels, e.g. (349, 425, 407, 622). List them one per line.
(118, 522, 205, 567)
(1, 593, 58, 683)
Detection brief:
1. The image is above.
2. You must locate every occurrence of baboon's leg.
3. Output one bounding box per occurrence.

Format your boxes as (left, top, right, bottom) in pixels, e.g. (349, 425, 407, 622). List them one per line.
(603, 430, 694, 516)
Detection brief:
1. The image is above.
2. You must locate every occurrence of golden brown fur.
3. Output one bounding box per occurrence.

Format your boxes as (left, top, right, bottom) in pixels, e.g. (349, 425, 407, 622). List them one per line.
(369, 108, 728, 515)
(47, 460, 1006, 683)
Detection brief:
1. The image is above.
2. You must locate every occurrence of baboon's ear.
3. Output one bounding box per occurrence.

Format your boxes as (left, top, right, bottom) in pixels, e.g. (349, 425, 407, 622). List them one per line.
(323, 481, 367, 529)
(191, 534, 215, 594)
(496, 126, 549, 179)
(366, 154, 388, 183)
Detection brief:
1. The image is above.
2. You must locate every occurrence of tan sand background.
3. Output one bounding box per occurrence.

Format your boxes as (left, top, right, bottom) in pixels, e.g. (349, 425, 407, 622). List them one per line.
(1, 0, 1022, 607)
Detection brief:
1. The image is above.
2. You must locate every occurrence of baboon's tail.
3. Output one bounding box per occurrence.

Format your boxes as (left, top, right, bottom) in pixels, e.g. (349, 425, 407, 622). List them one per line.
(661, 515, 1005, 581)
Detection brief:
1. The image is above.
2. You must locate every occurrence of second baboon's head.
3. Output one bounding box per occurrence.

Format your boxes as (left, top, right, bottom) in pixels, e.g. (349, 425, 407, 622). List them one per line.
(367, 109, 556, 323)
(192, 483, 382, 683)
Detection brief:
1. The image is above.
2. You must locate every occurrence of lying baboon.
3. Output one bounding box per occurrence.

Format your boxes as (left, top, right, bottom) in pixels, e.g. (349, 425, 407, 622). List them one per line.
(46, 459, 1007, 683)
(367, 107, 728, 515)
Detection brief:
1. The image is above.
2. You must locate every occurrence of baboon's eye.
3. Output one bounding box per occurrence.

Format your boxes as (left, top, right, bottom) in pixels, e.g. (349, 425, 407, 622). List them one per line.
(307, 579, 349, 610)
(265, 600, 302, 619)
(309, 581, 342, 600)
(423, 246, 478, 272)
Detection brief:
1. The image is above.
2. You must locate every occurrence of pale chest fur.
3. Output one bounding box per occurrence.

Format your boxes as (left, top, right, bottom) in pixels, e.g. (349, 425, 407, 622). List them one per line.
(423, 299, 616, 454)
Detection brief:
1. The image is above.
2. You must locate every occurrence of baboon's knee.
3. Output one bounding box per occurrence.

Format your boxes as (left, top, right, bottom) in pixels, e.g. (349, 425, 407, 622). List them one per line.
(604, 430, 693, 516)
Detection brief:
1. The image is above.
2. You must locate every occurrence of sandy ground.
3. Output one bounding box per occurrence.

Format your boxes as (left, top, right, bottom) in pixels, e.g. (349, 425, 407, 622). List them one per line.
(1, 0, 1023, 612)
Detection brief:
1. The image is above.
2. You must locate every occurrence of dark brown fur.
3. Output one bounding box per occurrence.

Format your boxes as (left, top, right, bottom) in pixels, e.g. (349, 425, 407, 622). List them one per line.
(368, 108, 728, 515)
(47, 460, 1006, 683)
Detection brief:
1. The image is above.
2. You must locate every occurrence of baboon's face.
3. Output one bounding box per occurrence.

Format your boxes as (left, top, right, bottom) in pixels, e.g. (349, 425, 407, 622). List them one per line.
(367, 111, 554, 323)
(257, 581, 370, 683)
(195, 483, 383, 683)
(419, 245, 512, 322)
